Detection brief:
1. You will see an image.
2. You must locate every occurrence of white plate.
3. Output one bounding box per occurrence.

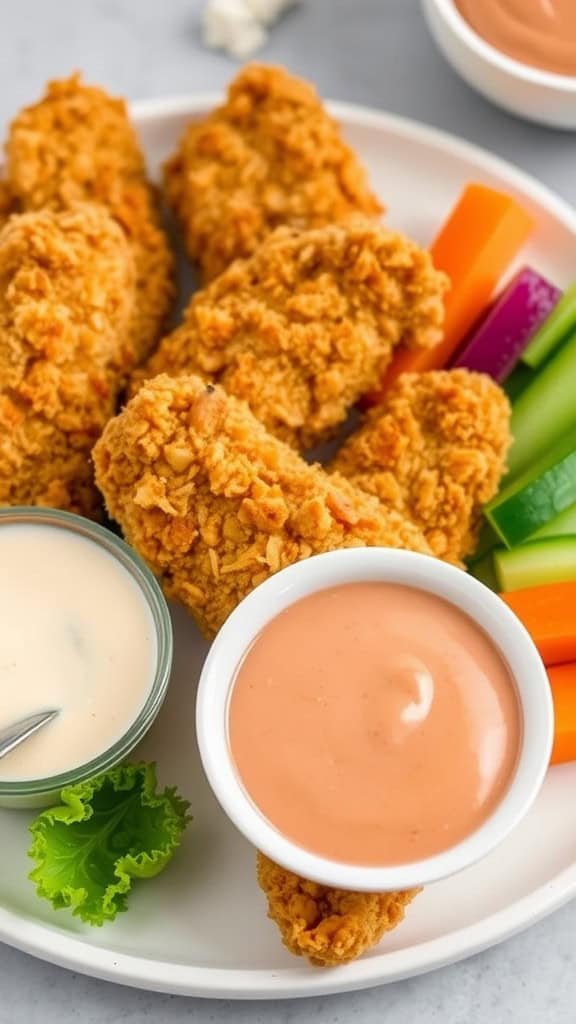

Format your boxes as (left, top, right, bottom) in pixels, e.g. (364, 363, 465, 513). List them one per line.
(1, 96, 575, 1000)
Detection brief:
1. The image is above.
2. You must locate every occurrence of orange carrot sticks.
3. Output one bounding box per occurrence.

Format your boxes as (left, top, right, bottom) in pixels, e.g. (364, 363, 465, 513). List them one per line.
(549, 663, 576, 765)
(365, 184, 534, 404)
(500, 582, 576, 667)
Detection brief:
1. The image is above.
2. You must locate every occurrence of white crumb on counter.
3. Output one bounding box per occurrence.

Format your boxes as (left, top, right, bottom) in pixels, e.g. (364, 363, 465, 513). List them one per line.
(202, 0, 302, 59)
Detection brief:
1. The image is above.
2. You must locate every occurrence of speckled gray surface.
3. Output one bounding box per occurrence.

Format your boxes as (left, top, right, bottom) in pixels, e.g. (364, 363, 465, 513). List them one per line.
(0, 1, 575, 1020)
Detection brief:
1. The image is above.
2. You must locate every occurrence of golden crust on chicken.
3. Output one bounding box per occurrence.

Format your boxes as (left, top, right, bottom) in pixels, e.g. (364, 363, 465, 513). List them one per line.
(6, 73, 174, 361)
(164, 63, 383, 281)
(0, 180, 14, 226)
(257, 853, 418, 967)
(132, 219, 448, 450)
(331, 369, 511, 564)
(0, 204, 135, 514)
(93, 373, 432, 637)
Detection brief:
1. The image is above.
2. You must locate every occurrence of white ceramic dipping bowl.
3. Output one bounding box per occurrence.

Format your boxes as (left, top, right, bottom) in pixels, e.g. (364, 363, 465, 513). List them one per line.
(422, 0, 576, 129)
(197, 548, 554, 892)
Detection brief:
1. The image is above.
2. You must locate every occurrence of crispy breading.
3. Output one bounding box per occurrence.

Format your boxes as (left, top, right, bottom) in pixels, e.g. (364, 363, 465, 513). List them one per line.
(331, 369, 511, 564)
(0, 180, 14, 226)
(132, 220, 448, 449)
(257, 853, 418, 967)
(164, 63, 383, 280)
(6, 74, 174, 361)
(93, 373, 432, 637)
(0, 205, 135, 514)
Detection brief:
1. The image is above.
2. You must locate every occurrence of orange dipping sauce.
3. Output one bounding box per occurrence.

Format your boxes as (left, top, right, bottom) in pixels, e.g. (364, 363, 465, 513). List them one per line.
(229, 582, 521, 866)
(455, 0, 576, 78)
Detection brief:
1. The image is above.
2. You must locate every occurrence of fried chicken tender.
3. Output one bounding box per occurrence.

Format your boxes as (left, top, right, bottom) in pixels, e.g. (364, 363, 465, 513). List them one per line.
(0, 204, 135, 514)
(257, 853, 418, 967)
(132, 220, 447, 449)
(164, 63, 383, 281)
(331, 369, 511, 564)
(5, 74, 174, 361)
(93, 373, 432, 637)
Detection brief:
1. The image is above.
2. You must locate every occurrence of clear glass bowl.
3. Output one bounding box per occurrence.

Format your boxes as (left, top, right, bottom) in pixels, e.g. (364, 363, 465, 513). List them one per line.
(0, 507, 173, 809)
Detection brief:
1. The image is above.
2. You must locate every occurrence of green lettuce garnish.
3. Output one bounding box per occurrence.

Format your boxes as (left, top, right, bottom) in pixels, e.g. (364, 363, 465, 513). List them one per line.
(28, 762, 191, 926)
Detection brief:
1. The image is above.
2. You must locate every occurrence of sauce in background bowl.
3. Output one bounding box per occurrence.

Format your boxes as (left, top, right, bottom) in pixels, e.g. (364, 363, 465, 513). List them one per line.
(455, 0, 576, 78)
(229, 581, 521, 867)
(0, 508, 173, 808)
(197, 549, 553, 891)
(422, 0, 576, 129)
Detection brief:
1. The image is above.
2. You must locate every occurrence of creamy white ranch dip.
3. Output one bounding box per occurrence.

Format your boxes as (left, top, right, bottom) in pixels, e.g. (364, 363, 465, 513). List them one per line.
(0, 523, 157, 781)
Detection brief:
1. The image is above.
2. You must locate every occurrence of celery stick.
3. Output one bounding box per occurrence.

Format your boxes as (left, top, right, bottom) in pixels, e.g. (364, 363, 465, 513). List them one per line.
(508, 331, 576, 479)
(494, 537, 576, 591)
(522, 281, 576, 369)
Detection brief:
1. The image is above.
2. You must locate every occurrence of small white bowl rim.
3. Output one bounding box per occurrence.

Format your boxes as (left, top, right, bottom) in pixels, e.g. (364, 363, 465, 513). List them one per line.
(427, 0, 576, 92)
(196, 548, 553, 891)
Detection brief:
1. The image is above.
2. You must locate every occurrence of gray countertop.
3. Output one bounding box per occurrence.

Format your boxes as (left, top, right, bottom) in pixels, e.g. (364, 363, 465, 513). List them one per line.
(0, 1, 574, 1020)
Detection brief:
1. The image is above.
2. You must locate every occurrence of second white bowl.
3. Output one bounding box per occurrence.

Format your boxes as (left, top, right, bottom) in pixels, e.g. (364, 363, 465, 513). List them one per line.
(197, 548, 553, 892)
(422, 0, 576, 129)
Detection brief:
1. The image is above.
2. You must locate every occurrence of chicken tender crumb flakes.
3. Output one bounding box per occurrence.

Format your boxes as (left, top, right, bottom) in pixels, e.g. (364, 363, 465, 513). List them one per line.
(93, 373, 431, 638)
(257, 852, 419, 966)
(331, 369, 511, 564)
(164, 63, 384, 280)
(6, 73, 174, 361)
(0, 180, 14, 226)
(0, 204, 135, 514)
(133, 219, 448, 450)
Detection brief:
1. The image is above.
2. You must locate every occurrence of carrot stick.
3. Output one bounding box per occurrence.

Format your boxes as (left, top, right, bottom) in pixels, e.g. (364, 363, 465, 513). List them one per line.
(365, 184, 534, 404)
(500, 582, 576, 666)
(549, 663, 576, 765)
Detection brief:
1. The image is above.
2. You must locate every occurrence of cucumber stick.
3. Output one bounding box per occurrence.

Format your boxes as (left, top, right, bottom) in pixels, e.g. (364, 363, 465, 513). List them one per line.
(495, 536, 576, 591)
(534, 502, 576, 539)
(486, 433, 576, 547)
(522, 281, 576, 369)
(508, 330, 576, 480)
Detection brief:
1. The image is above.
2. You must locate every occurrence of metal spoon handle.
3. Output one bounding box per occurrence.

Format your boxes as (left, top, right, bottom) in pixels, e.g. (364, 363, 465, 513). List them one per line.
(0, 710, 60, 760)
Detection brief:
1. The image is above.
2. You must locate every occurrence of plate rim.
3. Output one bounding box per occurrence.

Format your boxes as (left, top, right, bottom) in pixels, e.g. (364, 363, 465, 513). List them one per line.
(0, 855, 574, 999)
(1, 94, 575, 999)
